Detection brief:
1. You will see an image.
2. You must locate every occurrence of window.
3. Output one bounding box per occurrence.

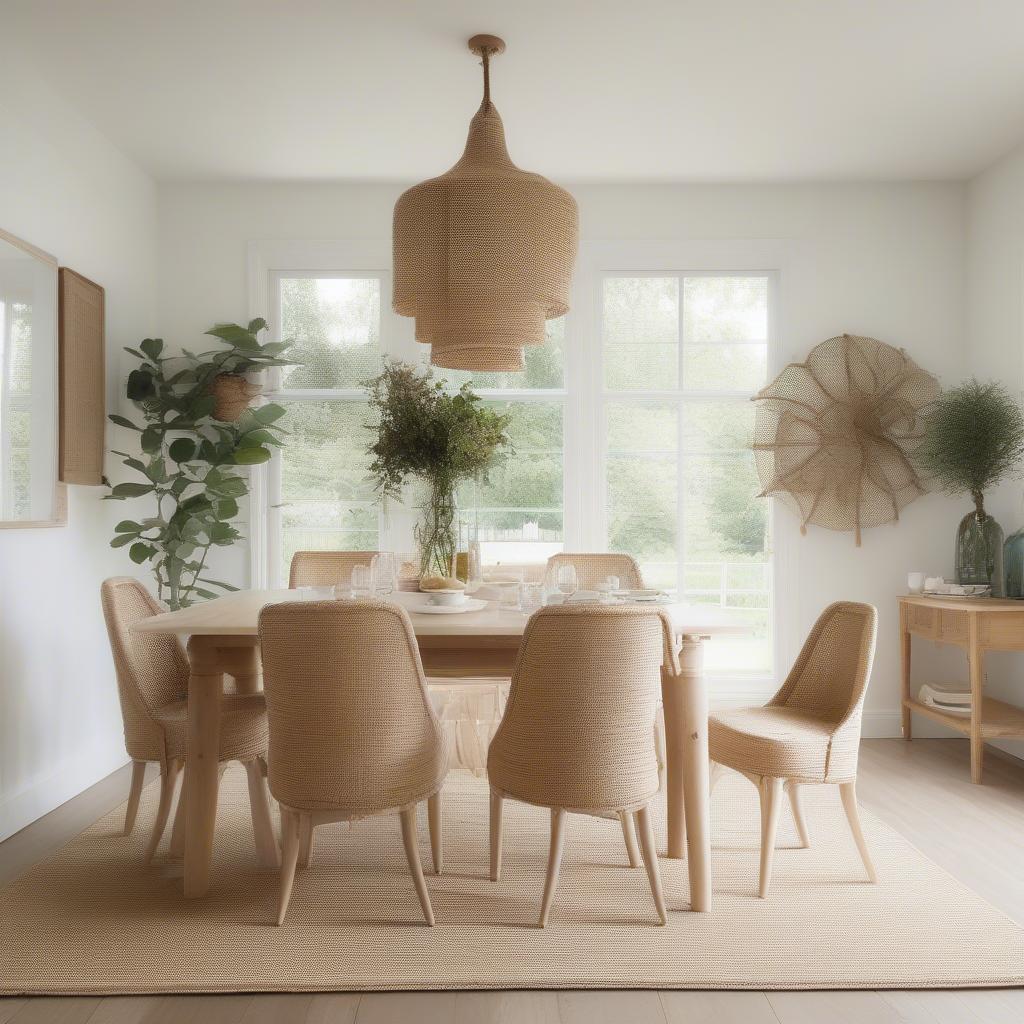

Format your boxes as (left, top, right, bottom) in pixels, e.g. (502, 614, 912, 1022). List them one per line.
(255, 247, 775, 678)
(602, 274, 772, 675)
(267, 275, 383, 584)
(262, 268, 566, 585)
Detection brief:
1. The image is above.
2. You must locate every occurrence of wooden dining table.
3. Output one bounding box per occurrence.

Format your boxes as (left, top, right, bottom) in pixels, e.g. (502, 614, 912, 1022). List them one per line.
(134, 589, 747, 911)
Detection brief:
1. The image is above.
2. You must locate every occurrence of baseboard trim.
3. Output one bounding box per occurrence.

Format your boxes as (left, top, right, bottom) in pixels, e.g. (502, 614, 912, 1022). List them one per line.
(0, 731, 128, 843)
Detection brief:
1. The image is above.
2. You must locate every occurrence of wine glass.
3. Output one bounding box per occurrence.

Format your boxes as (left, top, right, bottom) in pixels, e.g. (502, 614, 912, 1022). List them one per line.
(466, 540, 483, 594)
(557, 564, 578, 598)
(371, 552, 397, 595)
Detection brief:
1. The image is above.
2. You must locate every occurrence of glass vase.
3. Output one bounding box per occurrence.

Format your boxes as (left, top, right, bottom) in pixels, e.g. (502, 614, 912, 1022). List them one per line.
(1004, 527, 1024, 599)
(955, 509, 1004, 595)
(416, 482, 458, 581)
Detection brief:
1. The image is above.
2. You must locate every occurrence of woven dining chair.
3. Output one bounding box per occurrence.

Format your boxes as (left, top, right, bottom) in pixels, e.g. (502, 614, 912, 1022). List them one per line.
(709, 601, 879, 898)
(487, 603, 676, 927)
(259, 599, 448, 926)
(100, 578, 275, 865)
(545, 552, 644, 591)
(289, 550, 420, 591)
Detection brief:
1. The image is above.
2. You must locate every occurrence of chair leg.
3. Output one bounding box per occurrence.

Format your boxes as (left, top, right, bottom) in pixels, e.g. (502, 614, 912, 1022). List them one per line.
(634, 805, 668, 925)
(709, 760, 727, 797)
(276, 809, 300, 926)
(489, 787, 504, 882)
(123, 761, 146, 836)
(428, 790, 443, 875)
(244, 759, 280, 867)
(539, 808, 567, 928)
(618, 810, 641, 868)
(785, 779, 810, 849)
(168, 771, 187, 858)
(298, 816, 313, 869)
(400, 805, 435, 926)
(143, 760, 181, 863)
(758, 776, 784, 898)
(839, 781, 878, 883)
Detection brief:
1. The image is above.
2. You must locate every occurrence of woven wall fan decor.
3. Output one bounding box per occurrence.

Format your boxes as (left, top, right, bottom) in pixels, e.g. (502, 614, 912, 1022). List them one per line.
(392, 34, 578, 372)
(752, 333, 939, 545)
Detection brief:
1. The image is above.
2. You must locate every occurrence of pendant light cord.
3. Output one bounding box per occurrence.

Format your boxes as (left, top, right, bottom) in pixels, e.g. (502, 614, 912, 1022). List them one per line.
(481, 47, 493, 109)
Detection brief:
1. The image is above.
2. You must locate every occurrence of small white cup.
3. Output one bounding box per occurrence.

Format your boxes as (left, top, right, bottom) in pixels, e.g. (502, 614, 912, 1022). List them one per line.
(907, 571, 925, 594)
(429, 590, 467, 607)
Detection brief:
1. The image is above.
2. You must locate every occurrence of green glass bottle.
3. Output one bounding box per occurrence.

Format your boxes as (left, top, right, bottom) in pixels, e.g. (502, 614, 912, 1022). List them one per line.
(1004, 525, 1024, 599)
(956, 509, 1004, 595)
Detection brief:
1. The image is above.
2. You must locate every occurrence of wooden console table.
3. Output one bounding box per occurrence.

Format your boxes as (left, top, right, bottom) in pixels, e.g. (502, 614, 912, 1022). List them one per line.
(900, 595, 1024, 783)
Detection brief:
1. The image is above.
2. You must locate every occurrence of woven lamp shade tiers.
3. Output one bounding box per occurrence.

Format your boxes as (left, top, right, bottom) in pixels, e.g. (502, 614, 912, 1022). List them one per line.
(392, 37, 578, 372)
(753, 333, 939, 546)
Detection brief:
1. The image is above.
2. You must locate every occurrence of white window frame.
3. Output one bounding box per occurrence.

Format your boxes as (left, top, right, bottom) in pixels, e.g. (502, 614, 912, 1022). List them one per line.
(248, 239, 792, 691)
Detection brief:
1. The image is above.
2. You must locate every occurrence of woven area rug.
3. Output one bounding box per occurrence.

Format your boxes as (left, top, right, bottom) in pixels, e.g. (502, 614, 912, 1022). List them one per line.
(1, 766, 1023, 994)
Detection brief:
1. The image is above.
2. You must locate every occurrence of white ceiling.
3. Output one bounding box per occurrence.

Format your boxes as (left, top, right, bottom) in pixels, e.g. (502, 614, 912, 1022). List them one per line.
(9, 0, 1024, 183)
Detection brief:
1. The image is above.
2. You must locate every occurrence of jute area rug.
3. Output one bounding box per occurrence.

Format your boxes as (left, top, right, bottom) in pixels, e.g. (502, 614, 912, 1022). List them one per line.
(1, 766, 1022, 994)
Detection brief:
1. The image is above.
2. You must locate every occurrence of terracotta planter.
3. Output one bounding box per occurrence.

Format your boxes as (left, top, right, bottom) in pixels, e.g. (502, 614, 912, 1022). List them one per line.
(211, 372, 260, 422)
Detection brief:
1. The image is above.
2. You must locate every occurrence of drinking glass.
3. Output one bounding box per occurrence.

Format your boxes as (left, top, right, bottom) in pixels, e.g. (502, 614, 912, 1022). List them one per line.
(466, 540, 483, 593)
(520, 582, 543, 614)
(350, 564, 373, 597)
(372, 552, 397, 595)
(557, 564, 578, 598)
(498, 584, 522, 613)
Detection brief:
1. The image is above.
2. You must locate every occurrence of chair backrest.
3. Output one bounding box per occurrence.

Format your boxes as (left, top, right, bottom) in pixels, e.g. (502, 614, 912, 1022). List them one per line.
(258, 599, 447, 814)
(487, 603, 675, 813)
(770, 601, 878, 725)
(288, 550, 420, 591)
(100, 577, 187, 762)
(546, 552, 644, 591)
(289, 551, 372, 588)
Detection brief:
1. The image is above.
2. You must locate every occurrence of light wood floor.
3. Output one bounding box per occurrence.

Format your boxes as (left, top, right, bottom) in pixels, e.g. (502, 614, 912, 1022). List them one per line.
(1, 739, 1022, 1024)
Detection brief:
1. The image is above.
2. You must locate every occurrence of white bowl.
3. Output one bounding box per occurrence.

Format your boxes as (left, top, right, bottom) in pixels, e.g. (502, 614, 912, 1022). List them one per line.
(428, 590, 468, 607)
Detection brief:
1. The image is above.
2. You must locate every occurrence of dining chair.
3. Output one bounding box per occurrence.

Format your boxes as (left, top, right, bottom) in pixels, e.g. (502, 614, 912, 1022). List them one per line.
(487, 603, 676, 927)
(258, 598, 448, 926)
(545, 552, 644, 591)
(708, 601, 878, 898)
(100, 577, 275, 864)
(288, 550, 419, 591)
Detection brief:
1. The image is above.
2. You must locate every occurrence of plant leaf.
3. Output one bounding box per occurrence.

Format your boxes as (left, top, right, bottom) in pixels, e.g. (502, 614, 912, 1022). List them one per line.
(129, 542, 156, 565)
(139, 337, 164, 361)
(233, 446, 271, 465)
(109, 414, 141, 431)
(252, 403, 286, 425)
(114, 520, 143, 534)
(169, 438, 197, 463)
(111, 482, 154, 498)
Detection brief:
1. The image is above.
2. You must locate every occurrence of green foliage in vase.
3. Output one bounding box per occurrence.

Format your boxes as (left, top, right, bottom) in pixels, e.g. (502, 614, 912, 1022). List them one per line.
(916, 378, 1024, 517)
(105, 319, 297, 609)
(365, 360, 512, 577)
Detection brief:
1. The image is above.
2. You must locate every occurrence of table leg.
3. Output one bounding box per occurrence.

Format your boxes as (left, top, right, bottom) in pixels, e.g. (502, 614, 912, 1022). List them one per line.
(968, 617, 984, 785)
(219, 642, 261, 695)
(900, 604, 912, 740)
(184, 636, 223, 898)
(662, 636, 712, 912)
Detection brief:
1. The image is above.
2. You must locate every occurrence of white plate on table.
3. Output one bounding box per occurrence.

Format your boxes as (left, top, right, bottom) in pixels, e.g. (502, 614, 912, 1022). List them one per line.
(411, 597, 488, 615)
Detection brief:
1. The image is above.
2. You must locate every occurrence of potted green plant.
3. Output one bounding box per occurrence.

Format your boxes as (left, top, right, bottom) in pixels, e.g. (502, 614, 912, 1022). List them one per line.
(106, 319, 297, 609)
(916, 379, 1024, 595)
(365, 360, 512, 581)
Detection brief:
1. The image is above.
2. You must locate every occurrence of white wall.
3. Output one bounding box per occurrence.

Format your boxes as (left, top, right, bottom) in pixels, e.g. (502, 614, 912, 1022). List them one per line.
(0, 57, 157, 840)
(966, 142, 1024, 758)
(159, 180, 968, 734)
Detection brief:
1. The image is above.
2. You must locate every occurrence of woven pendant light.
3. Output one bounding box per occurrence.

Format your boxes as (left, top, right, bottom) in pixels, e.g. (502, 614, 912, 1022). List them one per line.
(393, 34, 579, 372)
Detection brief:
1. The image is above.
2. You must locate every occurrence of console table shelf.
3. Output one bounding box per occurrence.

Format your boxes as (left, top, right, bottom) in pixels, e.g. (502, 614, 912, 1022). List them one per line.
(899, 595, 1024, 783)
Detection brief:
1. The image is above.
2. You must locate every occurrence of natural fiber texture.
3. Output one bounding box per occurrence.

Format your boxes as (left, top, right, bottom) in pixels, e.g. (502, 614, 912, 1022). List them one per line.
(545, 552, 644, 591)
(392, 82, 578, 371)
(258, 600, 447, 815)
(753, 334, 939, 545)
(100, 578, 268, 770)
(210, 372, 260, 422)
(288, 550, 420, 591)
(710, 602, 877, 783)
(489, 604, 673, 813)
(2, 766, 1023, 993)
